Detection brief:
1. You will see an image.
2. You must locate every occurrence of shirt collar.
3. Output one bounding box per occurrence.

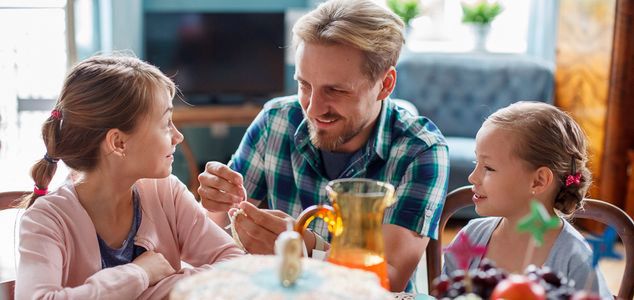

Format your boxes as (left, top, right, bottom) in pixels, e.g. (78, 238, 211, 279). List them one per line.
(373, 97, 393, 160)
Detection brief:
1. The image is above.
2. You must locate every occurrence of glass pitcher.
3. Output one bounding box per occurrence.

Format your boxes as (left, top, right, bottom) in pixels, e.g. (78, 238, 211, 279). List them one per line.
(294, 178, 396, 289)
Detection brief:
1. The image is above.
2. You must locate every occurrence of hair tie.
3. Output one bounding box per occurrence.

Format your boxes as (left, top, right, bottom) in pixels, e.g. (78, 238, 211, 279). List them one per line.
(51, 109, 62, 120)
(565, 155, 582, 187)
(565, 172, 582, 187)
(34, 185, 48, 196)
(43, 153, 59, 164)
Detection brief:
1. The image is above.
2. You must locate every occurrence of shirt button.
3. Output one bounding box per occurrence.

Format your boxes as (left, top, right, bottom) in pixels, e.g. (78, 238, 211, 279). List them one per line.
(425, 209, 433, 217)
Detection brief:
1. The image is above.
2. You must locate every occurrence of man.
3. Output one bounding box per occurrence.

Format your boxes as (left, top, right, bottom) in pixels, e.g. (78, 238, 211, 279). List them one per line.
(198, 0, 449, 291)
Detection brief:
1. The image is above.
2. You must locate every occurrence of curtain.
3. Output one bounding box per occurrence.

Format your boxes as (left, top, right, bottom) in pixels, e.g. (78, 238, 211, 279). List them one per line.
(526, 0, 560, 63)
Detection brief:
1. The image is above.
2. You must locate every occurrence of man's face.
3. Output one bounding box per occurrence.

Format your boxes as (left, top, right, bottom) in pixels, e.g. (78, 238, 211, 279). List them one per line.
(294, 42, 387, 153)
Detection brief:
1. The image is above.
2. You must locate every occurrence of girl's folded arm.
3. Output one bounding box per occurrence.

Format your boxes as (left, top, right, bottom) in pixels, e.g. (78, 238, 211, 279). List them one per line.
(17, 210, 149, 299)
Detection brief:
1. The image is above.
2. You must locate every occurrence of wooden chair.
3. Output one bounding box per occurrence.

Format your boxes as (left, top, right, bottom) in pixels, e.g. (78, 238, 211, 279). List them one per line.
(0, 191, 28, 300)
(426, 185, 634, 300)
(0, 191, 27, 210)
(0, 279, 15, 300)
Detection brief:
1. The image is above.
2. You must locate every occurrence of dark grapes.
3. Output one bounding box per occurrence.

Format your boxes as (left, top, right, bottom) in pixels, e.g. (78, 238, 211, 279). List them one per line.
(432, 260, 584, 299)
(431, 260, 506, 299)
(541, 271, 562, 288)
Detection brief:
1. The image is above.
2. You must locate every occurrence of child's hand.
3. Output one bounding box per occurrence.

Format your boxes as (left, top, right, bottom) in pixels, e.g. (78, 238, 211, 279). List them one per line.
(132, 250, 176, 286)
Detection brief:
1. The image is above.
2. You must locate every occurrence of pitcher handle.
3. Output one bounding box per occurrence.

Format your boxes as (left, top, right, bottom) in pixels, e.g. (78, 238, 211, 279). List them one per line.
(294, 205, 337, 235)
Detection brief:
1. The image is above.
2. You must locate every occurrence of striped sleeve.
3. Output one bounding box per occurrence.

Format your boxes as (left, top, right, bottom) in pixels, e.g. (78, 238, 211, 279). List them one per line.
(230, 108, 270, 202)
(385, 143, 450, 239)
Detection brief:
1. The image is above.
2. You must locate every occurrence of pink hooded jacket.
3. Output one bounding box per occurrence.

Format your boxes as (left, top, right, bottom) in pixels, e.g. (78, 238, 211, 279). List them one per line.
(16, 175, 244, 299)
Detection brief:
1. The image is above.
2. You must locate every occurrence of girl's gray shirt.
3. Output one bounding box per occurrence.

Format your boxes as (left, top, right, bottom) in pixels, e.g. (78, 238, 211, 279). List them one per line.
(442, 217, 612, 299)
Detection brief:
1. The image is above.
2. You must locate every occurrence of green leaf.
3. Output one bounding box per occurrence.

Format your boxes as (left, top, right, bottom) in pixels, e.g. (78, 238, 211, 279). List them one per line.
(386, 0, 421, 26)
(461, 1, 503, 25)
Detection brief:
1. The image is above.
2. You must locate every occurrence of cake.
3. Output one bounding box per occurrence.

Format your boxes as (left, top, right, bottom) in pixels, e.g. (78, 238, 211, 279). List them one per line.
(170, 255, 392, 300)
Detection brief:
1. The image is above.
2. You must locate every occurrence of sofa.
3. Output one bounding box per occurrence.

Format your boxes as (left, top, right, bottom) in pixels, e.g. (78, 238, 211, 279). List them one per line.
(392, 52, 555, 194)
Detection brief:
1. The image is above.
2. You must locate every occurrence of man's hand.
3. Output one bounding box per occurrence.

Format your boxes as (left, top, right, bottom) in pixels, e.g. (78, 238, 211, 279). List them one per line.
(198, 161, 246, 213)
(234, 202, 317, 254)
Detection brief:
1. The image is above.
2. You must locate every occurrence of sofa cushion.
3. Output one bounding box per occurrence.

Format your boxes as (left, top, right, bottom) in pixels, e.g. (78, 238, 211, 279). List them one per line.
(393, 52, 554, 138)
(446, 137, 476, 190)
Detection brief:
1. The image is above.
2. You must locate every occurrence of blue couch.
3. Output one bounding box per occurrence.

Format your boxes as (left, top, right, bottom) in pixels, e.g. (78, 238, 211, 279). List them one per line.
(392, 52, 555, 192)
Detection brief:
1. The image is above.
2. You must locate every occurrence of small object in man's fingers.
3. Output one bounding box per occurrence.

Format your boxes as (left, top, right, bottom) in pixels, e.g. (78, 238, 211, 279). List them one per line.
(228, 208, 248, 251)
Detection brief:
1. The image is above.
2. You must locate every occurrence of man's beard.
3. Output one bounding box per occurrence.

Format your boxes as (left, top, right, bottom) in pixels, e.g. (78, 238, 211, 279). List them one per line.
(307, 120, 361, 151)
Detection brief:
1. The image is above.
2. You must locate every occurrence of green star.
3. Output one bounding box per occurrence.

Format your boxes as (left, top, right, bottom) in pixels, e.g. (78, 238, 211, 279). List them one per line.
(517, 200, 560, 246)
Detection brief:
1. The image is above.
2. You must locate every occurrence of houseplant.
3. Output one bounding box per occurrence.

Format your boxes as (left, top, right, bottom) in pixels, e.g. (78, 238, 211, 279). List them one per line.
(461, 0, 503, 51)
(386, 0, 421, 28)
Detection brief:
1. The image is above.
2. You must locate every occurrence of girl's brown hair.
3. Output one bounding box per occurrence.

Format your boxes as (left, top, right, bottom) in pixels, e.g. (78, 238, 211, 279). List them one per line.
(485, 101, 591, 215)
(23, 54, 175, 208)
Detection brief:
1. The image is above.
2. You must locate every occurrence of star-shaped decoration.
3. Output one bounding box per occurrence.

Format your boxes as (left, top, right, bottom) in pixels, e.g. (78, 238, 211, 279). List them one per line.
(586, 226, 622, 267)
(444, 231, 487, 270)
(517, 200, 560, 246)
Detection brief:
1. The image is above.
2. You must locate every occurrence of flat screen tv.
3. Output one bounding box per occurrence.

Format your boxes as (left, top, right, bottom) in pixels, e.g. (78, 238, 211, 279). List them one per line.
(144, 12, 285, 104)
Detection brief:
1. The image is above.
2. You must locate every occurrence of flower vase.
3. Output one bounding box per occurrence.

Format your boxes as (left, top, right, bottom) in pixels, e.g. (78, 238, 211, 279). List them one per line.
(470, 24, 491, 52)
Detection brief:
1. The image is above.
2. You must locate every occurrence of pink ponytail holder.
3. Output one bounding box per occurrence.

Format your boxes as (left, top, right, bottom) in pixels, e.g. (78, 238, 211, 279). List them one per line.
(34, 185, 48, 196)
(565, 172, 582, 187)
(51, 109, 62, 120)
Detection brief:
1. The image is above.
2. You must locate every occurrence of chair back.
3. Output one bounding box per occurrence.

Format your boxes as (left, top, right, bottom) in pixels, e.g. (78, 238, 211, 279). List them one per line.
(426, 186, 634, 300)
(0, 191, 27, 210)
(574, 199, 634, 299)
(0, 279, 15, 300)
(0, 191, 28, 300)
(426, 186, 474, 288)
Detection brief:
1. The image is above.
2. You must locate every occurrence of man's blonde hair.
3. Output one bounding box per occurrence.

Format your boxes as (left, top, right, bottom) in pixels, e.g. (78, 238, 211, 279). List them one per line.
(292, 0, 405, 81)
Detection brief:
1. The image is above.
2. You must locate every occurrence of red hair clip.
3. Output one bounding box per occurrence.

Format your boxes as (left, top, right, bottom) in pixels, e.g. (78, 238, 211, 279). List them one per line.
(565, 172, 582, 187)
(34, 185, 48, 196)
(51, 109, 62, 120)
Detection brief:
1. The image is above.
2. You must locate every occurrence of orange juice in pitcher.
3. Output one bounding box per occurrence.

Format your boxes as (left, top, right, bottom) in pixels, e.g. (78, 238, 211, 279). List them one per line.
(295, 178, 395, 289)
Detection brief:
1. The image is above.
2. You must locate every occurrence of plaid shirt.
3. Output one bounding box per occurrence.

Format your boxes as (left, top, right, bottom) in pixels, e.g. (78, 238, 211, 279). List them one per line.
(230, 95, 449, 239)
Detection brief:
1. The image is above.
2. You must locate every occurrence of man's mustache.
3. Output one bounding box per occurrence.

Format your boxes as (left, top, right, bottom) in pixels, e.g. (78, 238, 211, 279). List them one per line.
(315, 112, 342, 120)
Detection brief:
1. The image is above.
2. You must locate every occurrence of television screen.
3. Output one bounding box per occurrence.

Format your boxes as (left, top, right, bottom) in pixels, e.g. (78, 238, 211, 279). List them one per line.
(144, 12, 285, 104)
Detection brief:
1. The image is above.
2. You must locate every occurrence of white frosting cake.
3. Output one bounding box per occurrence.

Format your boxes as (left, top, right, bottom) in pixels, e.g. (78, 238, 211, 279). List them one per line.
(170, 255, 392, 300)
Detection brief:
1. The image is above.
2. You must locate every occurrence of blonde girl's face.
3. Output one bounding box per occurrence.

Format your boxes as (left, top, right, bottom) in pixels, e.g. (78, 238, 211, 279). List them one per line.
(124, 88, 184, 179)
(468, 124, 536, 220)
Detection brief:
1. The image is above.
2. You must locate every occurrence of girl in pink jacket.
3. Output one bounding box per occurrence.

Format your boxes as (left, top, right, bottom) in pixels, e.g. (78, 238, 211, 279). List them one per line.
(17, 55, 244, 299)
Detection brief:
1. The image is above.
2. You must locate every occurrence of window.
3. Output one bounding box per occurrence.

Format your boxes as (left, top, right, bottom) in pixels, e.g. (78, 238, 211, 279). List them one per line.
(379, 0, 531, 53)
(0, 0, 71, 191)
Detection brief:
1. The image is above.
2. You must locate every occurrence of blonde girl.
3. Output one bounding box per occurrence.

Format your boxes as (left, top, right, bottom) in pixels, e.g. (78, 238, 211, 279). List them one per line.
(443, 101, 610, 297)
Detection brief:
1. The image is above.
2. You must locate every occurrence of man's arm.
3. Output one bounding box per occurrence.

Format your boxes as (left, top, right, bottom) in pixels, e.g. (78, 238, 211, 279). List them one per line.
(383, 142, 450, 292)
(383, 224, 428, 292)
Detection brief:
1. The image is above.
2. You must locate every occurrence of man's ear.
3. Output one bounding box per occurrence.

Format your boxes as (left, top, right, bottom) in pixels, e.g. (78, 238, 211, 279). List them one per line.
(377, 66, 397, 101)
(531, 166, 554, 195)
(103, 128, 127, 158)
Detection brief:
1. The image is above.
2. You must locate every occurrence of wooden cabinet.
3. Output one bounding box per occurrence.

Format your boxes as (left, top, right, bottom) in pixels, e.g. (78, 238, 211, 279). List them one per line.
(557, 0, 634, 221)
(601, 0, 634, 218)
